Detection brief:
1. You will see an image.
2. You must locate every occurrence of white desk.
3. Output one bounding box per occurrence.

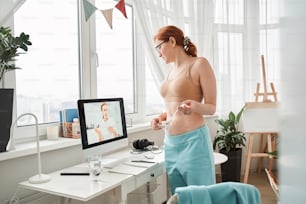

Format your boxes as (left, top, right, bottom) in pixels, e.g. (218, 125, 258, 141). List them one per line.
(20, 147, 164, 203)
(19, 148, 227, 203)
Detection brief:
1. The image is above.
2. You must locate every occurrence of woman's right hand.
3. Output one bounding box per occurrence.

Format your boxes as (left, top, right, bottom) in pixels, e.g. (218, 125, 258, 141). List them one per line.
(151, 117, 162, 130)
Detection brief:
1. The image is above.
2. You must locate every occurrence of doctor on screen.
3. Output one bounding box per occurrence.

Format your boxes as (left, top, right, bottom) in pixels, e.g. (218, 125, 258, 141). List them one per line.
(94, 102, 119, 141)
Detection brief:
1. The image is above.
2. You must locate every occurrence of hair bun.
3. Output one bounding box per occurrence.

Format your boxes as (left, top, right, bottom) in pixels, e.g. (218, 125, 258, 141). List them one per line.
(183, 36, 191, 52)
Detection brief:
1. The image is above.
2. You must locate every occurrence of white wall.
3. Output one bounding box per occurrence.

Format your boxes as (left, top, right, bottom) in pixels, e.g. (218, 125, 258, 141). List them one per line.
(279, 0, 306, 203)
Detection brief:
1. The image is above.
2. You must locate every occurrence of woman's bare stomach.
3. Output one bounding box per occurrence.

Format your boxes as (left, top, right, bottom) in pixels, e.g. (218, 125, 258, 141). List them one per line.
(165, 102, 206, 136)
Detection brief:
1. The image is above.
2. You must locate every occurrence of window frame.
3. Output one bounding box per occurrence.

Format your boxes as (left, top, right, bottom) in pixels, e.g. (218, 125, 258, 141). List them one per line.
(7, 0, 156, 144)
(83, 2, 148, 124)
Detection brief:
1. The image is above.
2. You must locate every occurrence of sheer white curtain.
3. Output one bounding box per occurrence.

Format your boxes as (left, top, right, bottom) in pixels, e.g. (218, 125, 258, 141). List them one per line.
(214, 0, 281, 117)
(131, 0, 280, 118)
(133, 0, 215, 85)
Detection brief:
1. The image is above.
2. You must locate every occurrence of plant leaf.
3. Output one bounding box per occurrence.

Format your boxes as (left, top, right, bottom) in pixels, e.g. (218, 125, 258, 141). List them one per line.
(0, 26, 31, 82)
(214, 107, 246, 152)
(236, 105, 246, 123)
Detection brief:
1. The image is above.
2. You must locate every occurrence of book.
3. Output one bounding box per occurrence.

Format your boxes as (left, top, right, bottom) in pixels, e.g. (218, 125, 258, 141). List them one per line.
(59, 108, 78, 123)
(59, 108, 78, 138)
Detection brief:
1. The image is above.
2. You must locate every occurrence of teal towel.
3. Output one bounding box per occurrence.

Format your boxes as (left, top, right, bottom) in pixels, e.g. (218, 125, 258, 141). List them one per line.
(175, 182, 261, 204)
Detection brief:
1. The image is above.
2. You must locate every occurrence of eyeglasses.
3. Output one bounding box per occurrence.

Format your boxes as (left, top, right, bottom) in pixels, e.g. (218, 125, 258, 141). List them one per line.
(155, 40, 168, 52)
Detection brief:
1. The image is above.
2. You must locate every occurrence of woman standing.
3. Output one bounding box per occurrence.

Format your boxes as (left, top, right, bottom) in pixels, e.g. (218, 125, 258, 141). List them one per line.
(151, 25, 217, 194)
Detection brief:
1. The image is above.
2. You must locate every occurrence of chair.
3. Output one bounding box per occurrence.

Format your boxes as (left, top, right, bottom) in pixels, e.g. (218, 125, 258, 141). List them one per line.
(166, 182, 261, 204)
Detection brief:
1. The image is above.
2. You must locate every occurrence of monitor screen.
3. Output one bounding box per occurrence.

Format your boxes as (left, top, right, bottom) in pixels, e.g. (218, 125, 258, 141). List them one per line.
(77, 98, 128, 158)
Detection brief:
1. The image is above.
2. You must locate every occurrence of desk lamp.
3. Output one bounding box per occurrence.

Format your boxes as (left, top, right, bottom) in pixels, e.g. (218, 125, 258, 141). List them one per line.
(8, 113, 51, 184)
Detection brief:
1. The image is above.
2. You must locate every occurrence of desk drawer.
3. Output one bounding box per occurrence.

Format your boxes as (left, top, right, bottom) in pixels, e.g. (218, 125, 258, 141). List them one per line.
(135, 164, 164, 188)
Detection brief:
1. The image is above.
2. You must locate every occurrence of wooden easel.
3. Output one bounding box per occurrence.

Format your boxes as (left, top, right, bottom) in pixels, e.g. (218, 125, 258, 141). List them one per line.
(243, 55, 279, 183)
(255, 55, 278, 172)
(254, 55, 278, 102)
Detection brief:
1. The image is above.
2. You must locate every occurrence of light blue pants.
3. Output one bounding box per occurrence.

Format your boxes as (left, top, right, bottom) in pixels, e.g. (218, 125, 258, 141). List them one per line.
(164, 125, 216, 194)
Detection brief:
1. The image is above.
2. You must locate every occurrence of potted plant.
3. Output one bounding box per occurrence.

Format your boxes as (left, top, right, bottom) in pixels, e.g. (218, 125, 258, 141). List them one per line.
(213, 106, 246, 182)
(0, 26, 31, 152)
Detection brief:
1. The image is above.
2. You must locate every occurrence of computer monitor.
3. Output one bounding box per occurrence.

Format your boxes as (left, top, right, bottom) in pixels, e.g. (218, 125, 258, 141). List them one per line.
(77, 98, 128, 160)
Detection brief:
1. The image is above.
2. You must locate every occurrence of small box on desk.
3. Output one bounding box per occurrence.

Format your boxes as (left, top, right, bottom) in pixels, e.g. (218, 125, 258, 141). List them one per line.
(59, 108, 78, 138)
(241, 102, 279, 133)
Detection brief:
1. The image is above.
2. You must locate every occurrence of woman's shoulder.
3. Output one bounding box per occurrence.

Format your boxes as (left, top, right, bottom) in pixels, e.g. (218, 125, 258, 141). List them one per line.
(192, 57, 212, 71)
(193, 57, 209, 65)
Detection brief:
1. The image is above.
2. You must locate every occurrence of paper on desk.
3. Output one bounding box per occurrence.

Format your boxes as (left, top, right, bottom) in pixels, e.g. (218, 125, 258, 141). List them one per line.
(124, 160, 156, 168)
(108, 164, 148, 175)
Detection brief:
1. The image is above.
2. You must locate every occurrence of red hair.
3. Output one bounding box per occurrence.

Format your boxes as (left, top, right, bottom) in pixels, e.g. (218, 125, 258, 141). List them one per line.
(154, 25, 197, 57)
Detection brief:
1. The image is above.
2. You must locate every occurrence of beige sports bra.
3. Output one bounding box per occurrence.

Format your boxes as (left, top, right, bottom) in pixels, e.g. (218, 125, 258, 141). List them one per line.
(160, 64, 202, 102)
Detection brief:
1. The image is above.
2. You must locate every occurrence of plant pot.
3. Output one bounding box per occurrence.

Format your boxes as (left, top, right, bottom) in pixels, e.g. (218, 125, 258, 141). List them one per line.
(220, 148, 242, 182)
(0, 88, 14, 152)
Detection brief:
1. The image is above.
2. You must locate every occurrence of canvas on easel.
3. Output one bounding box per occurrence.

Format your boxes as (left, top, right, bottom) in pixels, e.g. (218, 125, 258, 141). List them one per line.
(243, 55, 278, 132)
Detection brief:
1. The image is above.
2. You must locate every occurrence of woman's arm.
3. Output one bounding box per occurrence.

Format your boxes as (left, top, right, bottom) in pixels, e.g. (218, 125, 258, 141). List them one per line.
(195, 57, 217, 115)
(151, 112, 167, 130)
(178, 57, 216, 116)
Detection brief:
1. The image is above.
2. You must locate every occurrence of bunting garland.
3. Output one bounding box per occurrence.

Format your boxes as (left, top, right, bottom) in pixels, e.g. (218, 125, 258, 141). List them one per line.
(100, 8, 114, 29)
(82, 0, 128, 30)
(115, 0, 127, 19)
(82, 0, 97, 22)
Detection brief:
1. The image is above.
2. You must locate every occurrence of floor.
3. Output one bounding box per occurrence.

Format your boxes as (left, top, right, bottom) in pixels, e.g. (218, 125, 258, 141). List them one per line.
(247, 171, 278, 204)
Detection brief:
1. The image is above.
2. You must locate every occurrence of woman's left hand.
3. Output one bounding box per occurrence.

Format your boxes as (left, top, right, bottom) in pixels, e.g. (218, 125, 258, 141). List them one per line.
(178, 100, 194, 115)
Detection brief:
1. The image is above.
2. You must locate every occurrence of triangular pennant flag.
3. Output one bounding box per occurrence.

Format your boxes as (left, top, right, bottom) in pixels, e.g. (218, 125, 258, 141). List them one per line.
(100, 8, 114, 29)
(115, 0, 127, 19)
(83, 0, 97, 21)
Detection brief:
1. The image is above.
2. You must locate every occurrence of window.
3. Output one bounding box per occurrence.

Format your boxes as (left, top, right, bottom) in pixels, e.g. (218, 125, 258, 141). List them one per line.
(90, 2, 164, 123)
(11, 0, 156, 142)
(145, 57, 165, 116)
(215, 0, 244, 24)
(86, 2, 152, 123)
(10, 0, 282, 143)
(259, 0, 280, 90)
(95, 4, 135, 113)
(14, 0, 79, 126)
(214, 0, 280, 115)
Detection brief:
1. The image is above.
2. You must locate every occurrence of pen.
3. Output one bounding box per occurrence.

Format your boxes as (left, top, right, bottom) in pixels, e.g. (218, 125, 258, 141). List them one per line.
(60, 172, 90, 176)
(130, 160, 156, 163)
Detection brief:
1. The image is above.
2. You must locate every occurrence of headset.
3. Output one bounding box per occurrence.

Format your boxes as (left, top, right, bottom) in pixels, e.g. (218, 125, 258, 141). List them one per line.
(132, 139, 154, 150)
